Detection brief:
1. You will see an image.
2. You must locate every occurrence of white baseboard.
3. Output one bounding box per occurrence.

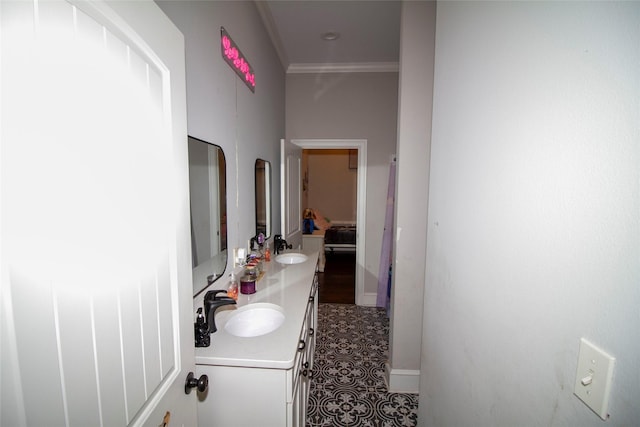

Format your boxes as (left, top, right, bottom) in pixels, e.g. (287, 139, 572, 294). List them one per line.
(358, 292, 377, 307)
(384, 362, 420, 394)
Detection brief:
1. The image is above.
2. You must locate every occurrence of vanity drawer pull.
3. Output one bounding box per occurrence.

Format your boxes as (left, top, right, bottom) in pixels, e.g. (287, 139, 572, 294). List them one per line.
(303, 361, 309, 369)
(298, 340, 306, 351)
(302, 369, 308, 377)
(309, 327, 314, 336)
(309, 295, 315, 302)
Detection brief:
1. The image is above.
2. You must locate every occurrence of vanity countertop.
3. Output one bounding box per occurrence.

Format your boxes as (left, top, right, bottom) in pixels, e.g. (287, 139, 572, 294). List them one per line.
(195, 249, 319, 370)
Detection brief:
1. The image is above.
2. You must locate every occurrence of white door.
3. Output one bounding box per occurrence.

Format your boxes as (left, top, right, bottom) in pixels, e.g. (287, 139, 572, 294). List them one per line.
(280, 139, 303, 249)
(1, 1, 197, 426)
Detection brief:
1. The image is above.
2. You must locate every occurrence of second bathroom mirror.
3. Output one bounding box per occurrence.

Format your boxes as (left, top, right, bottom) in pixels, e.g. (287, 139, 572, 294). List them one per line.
(188, 136, 227, 296)
(255, 159, 271, 238)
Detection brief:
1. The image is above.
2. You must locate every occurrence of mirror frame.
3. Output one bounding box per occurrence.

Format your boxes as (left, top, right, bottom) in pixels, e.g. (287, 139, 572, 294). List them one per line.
(255, 159, 271, 239)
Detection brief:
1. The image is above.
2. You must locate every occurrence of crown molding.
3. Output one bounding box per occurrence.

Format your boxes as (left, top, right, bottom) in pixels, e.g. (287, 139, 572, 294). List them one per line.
(287, 62, 399, 74)
(254, 1, 288, 71)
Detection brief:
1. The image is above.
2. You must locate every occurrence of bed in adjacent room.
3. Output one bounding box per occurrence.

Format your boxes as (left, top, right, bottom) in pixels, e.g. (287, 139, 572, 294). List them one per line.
(324, 224, 356, 252)
(307, 208, 356, 252)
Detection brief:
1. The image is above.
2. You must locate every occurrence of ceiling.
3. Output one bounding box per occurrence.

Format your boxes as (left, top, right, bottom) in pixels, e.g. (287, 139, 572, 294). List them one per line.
(256, 1, 402, 73)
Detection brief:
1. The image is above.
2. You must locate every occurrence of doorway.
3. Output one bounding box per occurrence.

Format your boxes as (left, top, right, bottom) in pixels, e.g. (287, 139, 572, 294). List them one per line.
(291, 139, 367, 305)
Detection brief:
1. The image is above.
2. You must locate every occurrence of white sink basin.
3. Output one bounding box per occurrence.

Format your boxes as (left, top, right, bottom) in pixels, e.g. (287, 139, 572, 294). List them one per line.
(275, 252, 308, 265)
(224, 303, 285, 338)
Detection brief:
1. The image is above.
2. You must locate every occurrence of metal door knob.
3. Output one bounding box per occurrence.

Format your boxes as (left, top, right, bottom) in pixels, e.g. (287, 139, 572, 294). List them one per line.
(185, 372, 208, 394)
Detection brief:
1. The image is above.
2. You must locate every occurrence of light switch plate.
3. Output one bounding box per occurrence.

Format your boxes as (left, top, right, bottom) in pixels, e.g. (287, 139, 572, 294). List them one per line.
(574, 338, 615, 420)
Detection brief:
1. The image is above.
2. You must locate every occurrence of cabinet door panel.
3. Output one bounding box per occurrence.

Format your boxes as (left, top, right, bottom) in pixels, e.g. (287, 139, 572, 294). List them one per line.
(197, 366, 287, 427)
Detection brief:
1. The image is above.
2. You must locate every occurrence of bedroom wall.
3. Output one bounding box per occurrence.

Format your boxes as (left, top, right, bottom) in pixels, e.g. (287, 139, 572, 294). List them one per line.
(286, 72, 398, 297)
(157, 1, 285, 299)
(305, 149, 357, 224)
(420, 2, 640, 425)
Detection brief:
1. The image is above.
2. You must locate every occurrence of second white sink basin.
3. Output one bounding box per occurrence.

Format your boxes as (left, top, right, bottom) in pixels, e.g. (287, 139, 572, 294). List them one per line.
(275, 252, 308, 265)
(224, 303, 285, 338)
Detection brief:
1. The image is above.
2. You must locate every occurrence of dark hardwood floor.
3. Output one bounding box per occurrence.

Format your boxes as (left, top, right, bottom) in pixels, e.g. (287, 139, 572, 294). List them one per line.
(317, 250, 356, 304)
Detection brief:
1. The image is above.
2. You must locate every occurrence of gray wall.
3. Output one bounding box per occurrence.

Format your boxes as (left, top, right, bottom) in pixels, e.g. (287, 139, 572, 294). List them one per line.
(305, 149, 357, 224)
(158, 1, 285, 298)
(420, 2, 640, 425)
(389, 1, 436, 393)
(286, 72, 398, 296)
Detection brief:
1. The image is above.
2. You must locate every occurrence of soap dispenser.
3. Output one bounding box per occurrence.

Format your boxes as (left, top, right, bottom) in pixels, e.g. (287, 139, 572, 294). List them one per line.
(194, 307, 210, 347)
(264, 242, 271, 262)
(227, 273, 238, 300)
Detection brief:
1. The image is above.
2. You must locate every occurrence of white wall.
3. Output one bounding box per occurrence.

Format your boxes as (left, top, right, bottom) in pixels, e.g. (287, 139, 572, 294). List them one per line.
(420, 2, 640, 425)
(286, 72, 398, 296)
(157, 1, 285, 300)
(388, 1, 436, 393)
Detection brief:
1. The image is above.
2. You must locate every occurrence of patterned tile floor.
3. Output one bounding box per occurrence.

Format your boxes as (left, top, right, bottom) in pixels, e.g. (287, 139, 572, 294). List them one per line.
(306, 304, 419, 427)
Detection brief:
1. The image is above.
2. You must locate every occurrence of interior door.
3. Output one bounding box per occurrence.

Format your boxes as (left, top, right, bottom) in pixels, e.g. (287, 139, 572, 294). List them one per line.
(280, 139, 303, 249)
(1, 1, 196, 426)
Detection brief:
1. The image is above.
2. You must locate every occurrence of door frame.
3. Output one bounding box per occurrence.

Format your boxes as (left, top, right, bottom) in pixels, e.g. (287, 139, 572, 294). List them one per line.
(291, 139, 367, 306)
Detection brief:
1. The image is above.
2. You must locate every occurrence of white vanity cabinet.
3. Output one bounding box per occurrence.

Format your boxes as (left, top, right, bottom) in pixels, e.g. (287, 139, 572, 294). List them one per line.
(291, 273, 318, 426)
(195, 252, 319, 427)
(302, 230, 325, 272)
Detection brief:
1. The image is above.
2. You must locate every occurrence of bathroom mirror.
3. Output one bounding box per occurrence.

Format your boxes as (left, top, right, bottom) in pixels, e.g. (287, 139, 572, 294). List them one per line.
(255, 159, 271, 238)
(188, 136, 227, 296)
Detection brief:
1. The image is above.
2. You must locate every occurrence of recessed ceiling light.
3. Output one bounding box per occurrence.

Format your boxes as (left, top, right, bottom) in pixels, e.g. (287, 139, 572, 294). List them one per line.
(321, 31, 340, 41)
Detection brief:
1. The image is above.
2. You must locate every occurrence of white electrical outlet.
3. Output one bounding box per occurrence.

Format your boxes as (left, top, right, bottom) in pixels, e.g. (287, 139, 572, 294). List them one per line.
(574, 338, 615, 420)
